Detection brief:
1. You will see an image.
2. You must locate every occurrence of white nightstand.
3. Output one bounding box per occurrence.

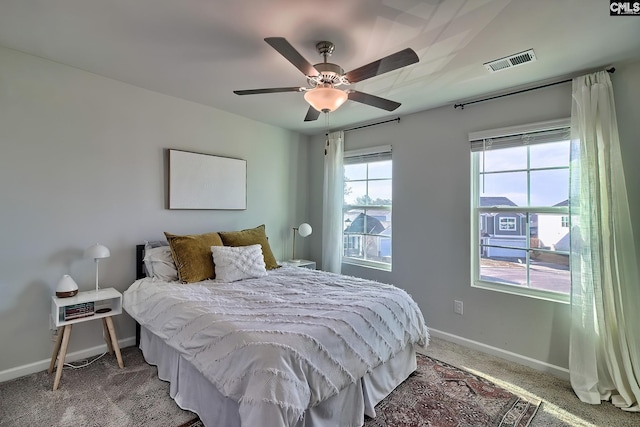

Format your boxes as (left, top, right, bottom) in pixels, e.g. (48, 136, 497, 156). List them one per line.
(49, 288, 124, 390)
(280, 260, 316, 269)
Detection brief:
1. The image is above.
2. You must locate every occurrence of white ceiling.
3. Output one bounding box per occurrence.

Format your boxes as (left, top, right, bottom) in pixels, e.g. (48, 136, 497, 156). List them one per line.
(1, 0, 638, 135)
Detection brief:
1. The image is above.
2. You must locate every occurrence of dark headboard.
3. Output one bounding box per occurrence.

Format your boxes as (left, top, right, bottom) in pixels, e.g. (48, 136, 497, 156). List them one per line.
(134, 244, 146, 346)
(136, 244, 146, 280)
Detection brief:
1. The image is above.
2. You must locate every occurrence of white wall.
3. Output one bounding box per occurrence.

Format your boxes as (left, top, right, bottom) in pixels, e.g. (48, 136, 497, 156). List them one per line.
(308, 60, 640, 370)
(613, 61, 640, 252)
(0, 45, 310, 375)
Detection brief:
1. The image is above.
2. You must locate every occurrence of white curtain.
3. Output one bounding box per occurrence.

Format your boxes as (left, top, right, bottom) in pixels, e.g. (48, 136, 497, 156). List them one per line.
(322, 131, 344, 273)
(569, 71, 640, 411)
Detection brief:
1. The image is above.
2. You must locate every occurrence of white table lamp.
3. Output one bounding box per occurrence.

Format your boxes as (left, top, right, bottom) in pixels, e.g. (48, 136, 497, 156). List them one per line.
(85, 243, 110, 291)
(291, 223, 312, 262)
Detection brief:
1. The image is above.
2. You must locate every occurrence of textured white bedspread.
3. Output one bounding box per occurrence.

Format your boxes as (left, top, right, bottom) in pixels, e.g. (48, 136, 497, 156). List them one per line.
(123, 267, 428, 425)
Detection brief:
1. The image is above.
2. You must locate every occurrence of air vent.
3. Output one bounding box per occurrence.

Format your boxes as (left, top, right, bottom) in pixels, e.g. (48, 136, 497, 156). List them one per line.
(484, 49, 536, 73)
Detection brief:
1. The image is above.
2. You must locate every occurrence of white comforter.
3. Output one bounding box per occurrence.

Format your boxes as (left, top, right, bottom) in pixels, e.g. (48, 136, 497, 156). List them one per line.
(123, 267, 428, 425)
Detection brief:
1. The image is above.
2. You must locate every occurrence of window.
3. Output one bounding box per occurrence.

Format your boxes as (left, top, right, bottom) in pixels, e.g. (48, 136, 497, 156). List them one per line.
(470, 119, 571, 302)
(499, 217, 517, 231)
(343, 145, 392, 270)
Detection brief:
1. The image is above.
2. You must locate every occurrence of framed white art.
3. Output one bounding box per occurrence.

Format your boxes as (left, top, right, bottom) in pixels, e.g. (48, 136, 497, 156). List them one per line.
(168, 149, 247, 210)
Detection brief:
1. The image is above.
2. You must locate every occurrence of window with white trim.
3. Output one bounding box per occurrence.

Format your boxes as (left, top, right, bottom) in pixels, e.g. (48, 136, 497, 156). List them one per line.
(470, 119, 571, 301)
(343, 145, 392, 270)
(499, 217, 517, 231)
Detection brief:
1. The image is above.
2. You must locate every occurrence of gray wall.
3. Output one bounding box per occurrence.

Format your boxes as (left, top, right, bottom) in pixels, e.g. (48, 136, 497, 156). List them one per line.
(613, 61, 640, 251)
(308, 60, 640, 369)
(0, 46, 310, 374)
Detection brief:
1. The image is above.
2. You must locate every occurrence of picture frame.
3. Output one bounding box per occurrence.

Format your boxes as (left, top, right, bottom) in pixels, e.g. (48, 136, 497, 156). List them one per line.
(168, 149, 247, 210)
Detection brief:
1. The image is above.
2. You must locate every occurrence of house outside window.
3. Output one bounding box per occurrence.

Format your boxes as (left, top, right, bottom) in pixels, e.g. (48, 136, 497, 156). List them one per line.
(470, 119, 571, 302)
(343, 145, 392, 271)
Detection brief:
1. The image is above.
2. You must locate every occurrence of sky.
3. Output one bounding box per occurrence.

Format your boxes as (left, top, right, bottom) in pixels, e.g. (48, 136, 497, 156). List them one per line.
(344, 160, 392, 205)
(479, 141, 570, 207)
(342, 141, 570, 208)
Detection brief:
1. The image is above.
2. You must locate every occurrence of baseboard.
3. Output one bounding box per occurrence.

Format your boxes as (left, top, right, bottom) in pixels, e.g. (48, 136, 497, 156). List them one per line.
(0, 335, 137, 383)
(428, 328, 570, 381)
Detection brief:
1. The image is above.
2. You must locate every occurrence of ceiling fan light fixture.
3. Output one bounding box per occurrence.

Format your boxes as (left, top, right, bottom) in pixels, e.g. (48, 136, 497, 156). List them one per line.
(304, 85, 348, 113)
(234, 38, 419, 121)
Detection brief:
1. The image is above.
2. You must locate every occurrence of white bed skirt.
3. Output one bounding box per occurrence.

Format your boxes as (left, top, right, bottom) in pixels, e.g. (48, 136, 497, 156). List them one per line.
(139, 327, 417, 427)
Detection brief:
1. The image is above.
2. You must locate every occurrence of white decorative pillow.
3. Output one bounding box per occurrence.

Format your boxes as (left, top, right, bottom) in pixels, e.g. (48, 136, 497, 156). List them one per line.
(211, 244, 267, 282)
(143, 243, 179, 282)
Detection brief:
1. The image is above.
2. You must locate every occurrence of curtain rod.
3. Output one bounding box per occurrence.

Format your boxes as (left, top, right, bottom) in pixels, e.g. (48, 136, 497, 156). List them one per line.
(454, 67, 616, 110)
(327, 117, 400, 135)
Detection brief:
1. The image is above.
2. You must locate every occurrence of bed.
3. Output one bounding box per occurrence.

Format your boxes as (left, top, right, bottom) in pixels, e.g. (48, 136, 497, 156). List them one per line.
(124, 238, 428, 427)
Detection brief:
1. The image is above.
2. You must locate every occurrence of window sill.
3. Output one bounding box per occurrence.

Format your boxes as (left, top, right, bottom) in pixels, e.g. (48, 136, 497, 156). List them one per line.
(472, 280, 570, 304)
(342, 258, 392, 272)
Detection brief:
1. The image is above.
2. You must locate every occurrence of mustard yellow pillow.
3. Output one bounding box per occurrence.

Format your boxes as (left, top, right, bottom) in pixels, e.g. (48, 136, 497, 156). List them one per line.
(218, 224, 279, 270)
(164, 231, 223, 283)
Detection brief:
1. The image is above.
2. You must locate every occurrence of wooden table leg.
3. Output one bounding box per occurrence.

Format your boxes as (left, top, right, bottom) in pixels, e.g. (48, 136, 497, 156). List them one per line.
(53, 324, 72, 391)
(102, 318, 114, 354)
(104, 316, 124, 368)
(48, 326, 65, 374)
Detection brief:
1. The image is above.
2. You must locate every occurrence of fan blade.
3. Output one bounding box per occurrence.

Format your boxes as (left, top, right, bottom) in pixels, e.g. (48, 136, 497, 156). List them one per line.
(233, 87, 304, 95)
(345, 48, 419, 83)
(264, 37, 319, 77)
(304, 106, 321, 122)
(347, 90, 401, 111)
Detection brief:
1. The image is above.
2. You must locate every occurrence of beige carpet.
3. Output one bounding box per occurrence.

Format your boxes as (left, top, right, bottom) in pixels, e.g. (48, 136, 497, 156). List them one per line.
(1, 338, 637, 426)
(424, 337, 639, 426)
(0, 348, 196, 427)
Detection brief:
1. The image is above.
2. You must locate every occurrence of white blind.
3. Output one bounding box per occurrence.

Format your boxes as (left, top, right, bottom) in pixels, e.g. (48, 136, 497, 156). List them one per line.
(469, 118, 570, 152)
(344, 144, 392, 164)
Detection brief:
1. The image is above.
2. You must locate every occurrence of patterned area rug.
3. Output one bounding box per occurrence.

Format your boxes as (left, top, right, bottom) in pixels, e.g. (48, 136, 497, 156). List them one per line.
(179, 354, 540, 427)
(364, 354, 540, 427)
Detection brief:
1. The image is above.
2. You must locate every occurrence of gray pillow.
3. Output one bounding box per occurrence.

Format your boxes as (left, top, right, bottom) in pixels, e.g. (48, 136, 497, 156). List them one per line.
(143, 241, 178, 281)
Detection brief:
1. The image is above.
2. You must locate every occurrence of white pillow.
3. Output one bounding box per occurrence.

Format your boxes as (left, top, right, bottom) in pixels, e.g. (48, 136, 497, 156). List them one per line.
(143, 244, 179, 281)
(211, 244, 267, 282)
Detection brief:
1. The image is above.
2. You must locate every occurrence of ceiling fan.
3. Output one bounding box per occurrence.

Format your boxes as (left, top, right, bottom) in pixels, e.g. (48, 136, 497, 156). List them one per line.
(233, 37, 419, 122)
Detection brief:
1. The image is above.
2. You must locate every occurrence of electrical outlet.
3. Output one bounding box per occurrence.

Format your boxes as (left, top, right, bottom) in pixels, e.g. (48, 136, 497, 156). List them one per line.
(454, 300, 463, 315)
(51, 328, 59, 342)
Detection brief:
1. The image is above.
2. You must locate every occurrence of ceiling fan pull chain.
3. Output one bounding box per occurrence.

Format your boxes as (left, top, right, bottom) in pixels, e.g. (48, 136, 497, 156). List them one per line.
(325, 111, 330, 134)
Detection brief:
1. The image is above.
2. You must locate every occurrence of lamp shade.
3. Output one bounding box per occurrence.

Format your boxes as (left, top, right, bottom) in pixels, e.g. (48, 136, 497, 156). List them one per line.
(291, 223, 313, 261)
(298, 223, 312, 237)
(56, 274, 79, 298)
(304, 86, 348, 113)
(84, 243, 110, 260)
